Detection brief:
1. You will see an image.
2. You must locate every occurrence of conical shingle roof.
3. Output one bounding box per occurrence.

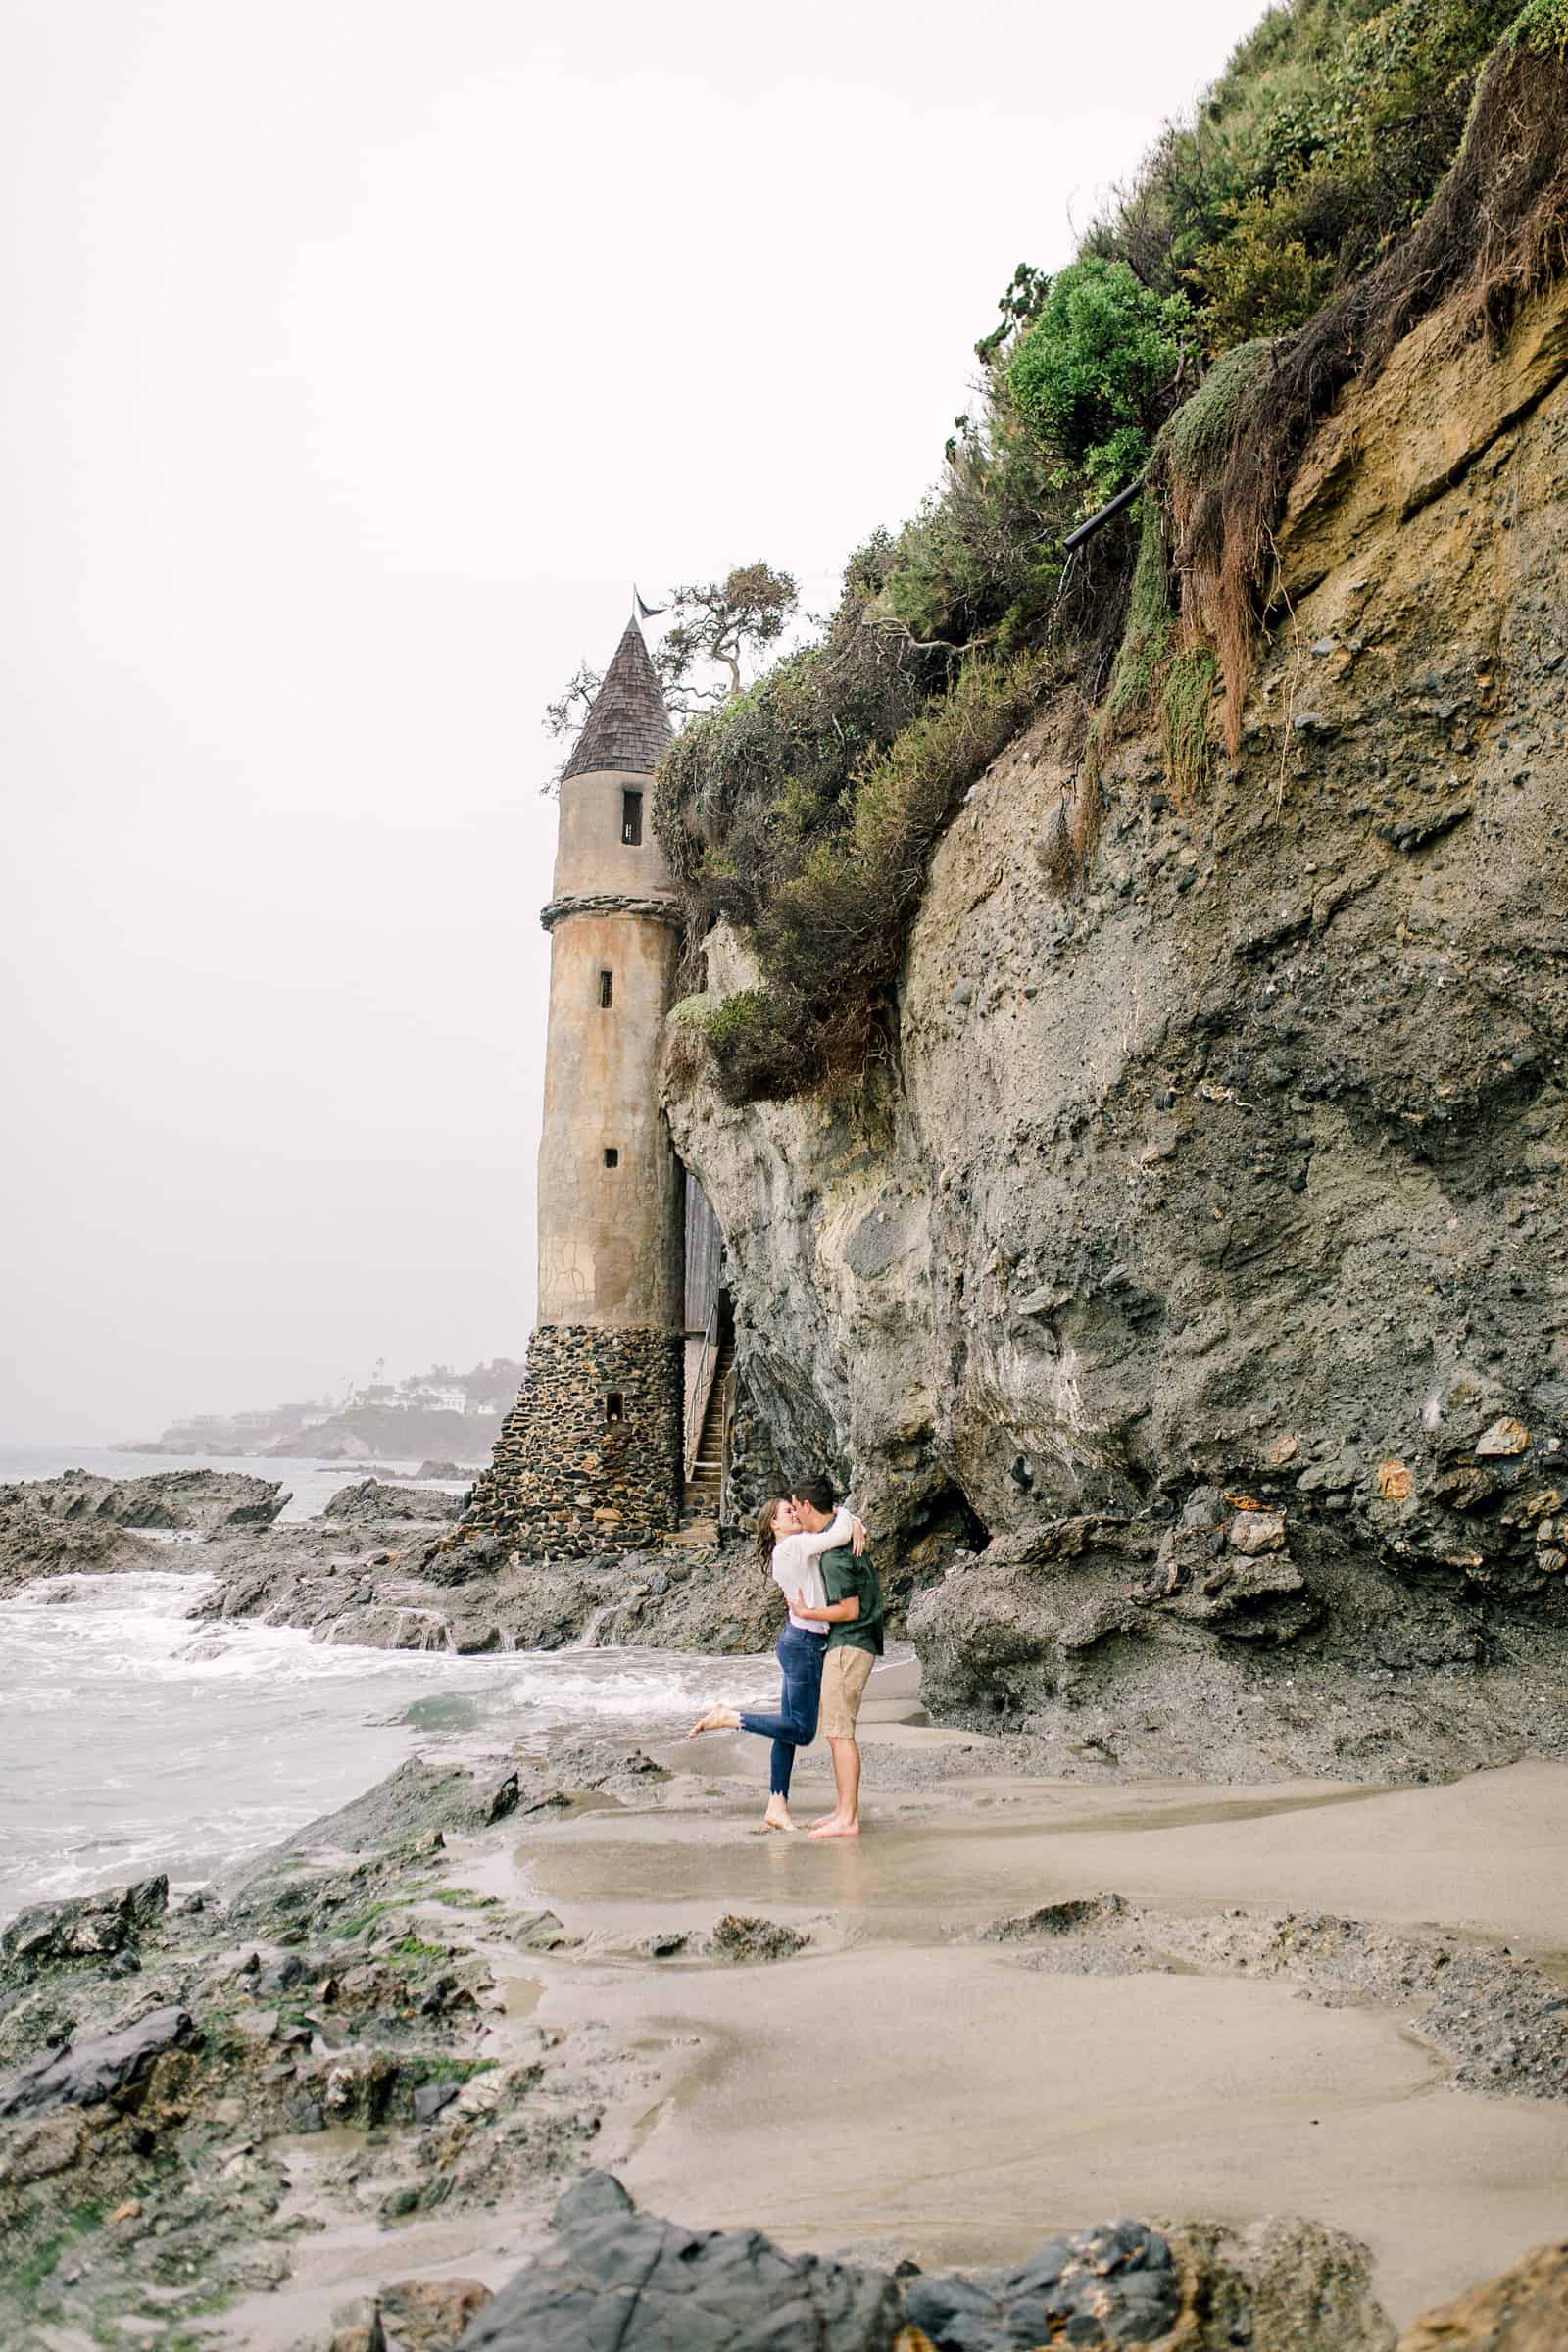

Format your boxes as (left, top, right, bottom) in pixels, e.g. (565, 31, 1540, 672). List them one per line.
(562, 616, 673, 780)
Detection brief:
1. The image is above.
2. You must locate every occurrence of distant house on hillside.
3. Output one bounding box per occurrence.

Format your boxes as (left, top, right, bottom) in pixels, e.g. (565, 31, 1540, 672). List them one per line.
(404, 1383, 469, 1415)
(341, 1376, 490, 1418)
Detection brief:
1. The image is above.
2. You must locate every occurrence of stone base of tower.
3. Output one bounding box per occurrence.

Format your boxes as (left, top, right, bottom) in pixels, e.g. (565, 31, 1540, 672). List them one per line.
(464, 1325, 682, 1556)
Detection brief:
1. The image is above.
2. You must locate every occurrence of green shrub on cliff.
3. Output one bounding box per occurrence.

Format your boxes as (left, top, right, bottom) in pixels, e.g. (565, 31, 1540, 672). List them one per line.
(1510, 0, 1568, 50)
(1090, 0, 1521, 342)
(878, 420, 1063, 653)
(699, 987, 802, 1102)
(655, 550, 945, 935)
(1189, 192, 1338, 344)
(1007, 260, 1194, 505)
(692, 651, 1054, 1101)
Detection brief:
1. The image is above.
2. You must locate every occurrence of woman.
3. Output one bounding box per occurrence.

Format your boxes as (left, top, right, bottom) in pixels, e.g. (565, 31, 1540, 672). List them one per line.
(689, 1494, 864, 1833)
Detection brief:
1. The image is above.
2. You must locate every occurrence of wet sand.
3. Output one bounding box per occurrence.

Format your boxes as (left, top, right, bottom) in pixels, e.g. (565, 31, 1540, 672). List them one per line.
(491, 1663, 1568, 2329)
(211, 1658, 1568, 2343)
(550, 1955, 1568, 2328)
(524, 1754, 1568, 1951)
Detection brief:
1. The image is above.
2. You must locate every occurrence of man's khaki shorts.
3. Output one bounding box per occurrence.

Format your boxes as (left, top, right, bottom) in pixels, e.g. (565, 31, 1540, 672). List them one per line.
(820, 1645, 875, 1740)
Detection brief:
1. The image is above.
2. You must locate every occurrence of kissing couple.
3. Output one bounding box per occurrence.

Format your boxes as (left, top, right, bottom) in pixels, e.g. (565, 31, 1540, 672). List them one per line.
(690, 1474, 883, 1838)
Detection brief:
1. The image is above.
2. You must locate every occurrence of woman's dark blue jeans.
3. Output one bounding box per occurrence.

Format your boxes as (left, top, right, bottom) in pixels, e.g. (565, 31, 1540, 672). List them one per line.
(739, 1624, 827, 1798)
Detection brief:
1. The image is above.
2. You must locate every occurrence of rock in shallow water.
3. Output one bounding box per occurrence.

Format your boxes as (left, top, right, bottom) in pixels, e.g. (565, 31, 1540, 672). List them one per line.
(0, 1875, 168, 1975)
(705, 1914, 810, 1963)
(324, 1479, 466, 1525)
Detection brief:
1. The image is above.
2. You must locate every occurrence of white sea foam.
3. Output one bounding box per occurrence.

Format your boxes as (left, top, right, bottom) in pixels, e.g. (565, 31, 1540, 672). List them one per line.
(0, 1569, 775, 1923)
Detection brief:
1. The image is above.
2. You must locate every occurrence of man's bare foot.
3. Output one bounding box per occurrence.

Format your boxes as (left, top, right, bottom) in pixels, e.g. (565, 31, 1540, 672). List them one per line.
(688, 1705, 741, 1738)
(808, 1815, 860, 1838)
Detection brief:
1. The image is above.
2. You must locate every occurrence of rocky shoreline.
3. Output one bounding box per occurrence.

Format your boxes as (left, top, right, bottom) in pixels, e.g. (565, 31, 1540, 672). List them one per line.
(5, 1706, 1568, 2348)
(9, 1455, 1568, 1813)
(13, 1462, 1565, 1787)
(7, 1468, 1568, 2349)
(0, 1740, 637, 2351)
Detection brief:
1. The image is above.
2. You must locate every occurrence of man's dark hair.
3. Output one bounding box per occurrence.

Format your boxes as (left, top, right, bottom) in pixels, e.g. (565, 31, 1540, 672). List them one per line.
(789, 1473, 837, 1513)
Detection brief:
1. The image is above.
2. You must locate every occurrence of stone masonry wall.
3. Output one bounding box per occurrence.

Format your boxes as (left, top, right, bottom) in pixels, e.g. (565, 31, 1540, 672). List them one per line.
(464, 1325, 682, 1555)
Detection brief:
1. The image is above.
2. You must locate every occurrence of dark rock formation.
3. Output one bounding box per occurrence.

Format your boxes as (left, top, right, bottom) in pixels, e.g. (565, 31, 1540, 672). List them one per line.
(904, 2220, 1179, 2349)
(221, 1759, 518, 1902)
(705, 1914, 810, 1963)
(455, 2171, 909, 2352)
(324, 1479, 465, 1525)
(0, 2004, 198, 2117)
(0, 1467, 293, 1599)
(190, 1513, 782, 1655)
(0, 1469, 288, 1595)
(457, 2174, 1396, 2351)
(10, 1467, 288, 1533)
(1, 1877, 169, 1979)
(0, 1488, 146, 1592)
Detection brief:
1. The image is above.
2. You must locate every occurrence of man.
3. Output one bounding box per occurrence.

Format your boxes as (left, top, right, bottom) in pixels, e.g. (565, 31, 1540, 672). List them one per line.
(788, 1473, 884, 1839)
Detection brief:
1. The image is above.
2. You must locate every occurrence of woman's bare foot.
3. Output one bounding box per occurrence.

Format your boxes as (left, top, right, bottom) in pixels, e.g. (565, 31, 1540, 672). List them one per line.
(762, 1796, 796, 1833)
(688, 1705, 741, 1738)
(808, 1814, 860, 1838)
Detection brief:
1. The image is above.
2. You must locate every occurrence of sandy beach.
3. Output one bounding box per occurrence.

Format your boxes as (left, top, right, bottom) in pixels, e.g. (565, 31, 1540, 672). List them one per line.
(202, 1654, 1568, 2345)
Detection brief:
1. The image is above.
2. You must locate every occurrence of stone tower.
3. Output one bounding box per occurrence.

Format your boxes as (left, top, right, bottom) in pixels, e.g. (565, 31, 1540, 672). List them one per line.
(466, 616, 687, 1552)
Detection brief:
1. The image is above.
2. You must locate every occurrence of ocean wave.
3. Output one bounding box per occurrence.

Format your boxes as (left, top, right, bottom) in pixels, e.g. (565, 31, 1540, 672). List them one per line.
(0, 1574, 785, 1924)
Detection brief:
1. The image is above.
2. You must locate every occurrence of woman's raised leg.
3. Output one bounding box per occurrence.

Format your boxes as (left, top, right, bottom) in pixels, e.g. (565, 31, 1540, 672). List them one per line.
(692, 1627, 825, 1831)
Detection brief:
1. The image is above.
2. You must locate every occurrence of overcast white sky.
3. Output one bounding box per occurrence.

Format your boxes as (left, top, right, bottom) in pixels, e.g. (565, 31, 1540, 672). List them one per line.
(2, 0, 1267, 1444)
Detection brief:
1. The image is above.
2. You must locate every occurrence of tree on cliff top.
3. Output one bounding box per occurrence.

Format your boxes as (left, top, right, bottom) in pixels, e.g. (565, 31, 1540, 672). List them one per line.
(546, 564, 799, 753)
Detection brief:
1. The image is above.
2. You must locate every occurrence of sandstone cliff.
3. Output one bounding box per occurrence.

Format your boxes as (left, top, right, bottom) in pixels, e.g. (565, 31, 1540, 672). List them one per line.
(666, 277, 1568, 1776)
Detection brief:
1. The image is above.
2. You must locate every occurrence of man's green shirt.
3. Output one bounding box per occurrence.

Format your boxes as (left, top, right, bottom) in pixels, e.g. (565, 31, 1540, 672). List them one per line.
(821, 1546, 885, 1657)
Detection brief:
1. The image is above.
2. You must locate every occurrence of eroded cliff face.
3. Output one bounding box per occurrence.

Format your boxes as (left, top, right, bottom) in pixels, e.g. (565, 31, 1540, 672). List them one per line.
(666, 281, 1568, 1772)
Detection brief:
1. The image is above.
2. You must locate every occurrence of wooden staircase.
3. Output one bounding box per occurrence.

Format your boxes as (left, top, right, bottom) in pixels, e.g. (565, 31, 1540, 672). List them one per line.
(678, 1330, 734, 1536)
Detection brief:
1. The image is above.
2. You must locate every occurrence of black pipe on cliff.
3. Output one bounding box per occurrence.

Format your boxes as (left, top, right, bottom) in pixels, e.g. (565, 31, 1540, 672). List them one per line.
(1061, 475, 1144, 552)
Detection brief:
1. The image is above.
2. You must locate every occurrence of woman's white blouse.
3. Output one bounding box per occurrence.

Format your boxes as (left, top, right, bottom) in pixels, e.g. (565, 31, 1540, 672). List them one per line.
(770, 1507, 855, 1634)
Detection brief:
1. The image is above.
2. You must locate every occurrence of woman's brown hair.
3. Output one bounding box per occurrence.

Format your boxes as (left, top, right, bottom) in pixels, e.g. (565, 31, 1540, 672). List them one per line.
(754, 1498, 782, 1572)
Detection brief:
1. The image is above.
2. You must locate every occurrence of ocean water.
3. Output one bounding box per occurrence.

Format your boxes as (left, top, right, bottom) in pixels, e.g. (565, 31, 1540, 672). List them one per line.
(0, 1446, 777, 1927)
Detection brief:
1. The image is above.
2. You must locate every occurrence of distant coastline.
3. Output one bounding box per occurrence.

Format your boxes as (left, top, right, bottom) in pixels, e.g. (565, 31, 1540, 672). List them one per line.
(112, 1418, 499, 1464)
(108, 1353, 521, 1465)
